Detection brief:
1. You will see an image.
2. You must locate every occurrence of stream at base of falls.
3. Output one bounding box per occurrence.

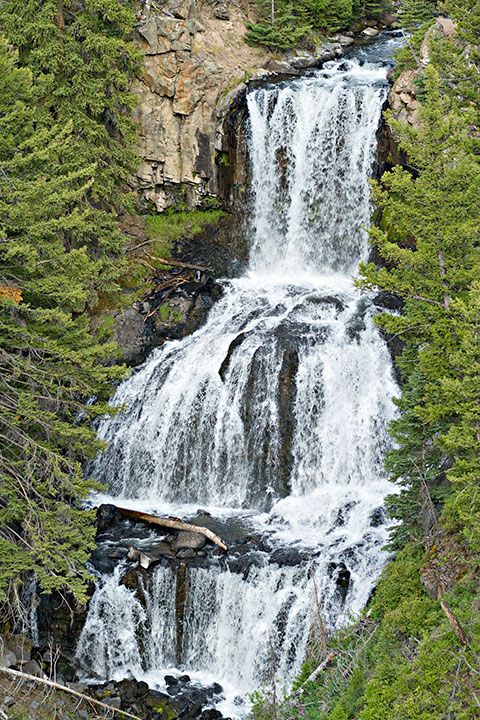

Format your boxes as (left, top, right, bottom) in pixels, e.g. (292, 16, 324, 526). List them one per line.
(76, 32, 405, 718)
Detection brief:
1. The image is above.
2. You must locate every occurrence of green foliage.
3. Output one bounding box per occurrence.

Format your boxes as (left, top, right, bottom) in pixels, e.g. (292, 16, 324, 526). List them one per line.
(399, 0, 437, 30)
(358, 62, 480, 555)
(0, 0, 137, 614)
(245, 0, 366, 50)
(392, 21, 435, 78)
(120, 208, 226, 293)
(429, 0, 480, 148)
(245, 0, 394, 49)
(245, 1, 313, 51)
(0, 0, 142, 288)
(145, 208, 226, 246)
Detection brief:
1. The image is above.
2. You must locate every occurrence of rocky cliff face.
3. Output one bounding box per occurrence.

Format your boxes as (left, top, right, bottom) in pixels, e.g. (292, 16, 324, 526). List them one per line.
(389, 17, 456, 129)
(131, 0, 390, 213)
(132, 0, 267, 212)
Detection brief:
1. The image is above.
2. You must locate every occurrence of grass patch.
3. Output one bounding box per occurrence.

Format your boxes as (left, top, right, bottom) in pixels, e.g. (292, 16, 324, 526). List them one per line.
(145, 207, 225, 246)
(120, 207, 226, 296)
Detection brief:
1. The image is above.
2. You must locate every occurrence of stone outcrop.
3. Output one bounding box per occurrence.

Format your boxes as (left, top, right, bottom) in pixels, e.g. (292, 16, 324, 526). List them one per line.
(133, 0, 266, 212)
(390, 17, 457, 129)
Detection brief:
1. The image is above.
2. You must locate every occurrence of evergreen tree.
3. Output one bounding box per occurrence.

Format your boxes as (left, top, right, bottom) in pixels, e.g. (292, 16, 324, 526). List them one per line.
(0, 0, 141, 287)
(429, 0, 480, 137)
(358, 66, 480, 548)
(0, 28, 127, 614)
(245, 0, 357, 50)
(430, 284, 480, 552)
(383, 362, 448, 549)
(399, 0, 437, 30)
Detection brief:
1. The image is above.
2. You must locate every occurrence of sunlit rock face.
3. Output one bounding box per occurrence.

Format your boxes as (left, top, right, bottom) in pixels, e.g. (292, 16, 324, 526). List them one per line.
(133, 1, 263, 212)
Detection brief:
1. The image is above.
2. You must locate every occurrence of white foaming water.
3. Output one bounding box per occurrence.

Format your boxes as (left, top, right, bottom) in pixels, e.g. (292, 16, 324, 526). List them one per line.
(77, 49, 400, 709)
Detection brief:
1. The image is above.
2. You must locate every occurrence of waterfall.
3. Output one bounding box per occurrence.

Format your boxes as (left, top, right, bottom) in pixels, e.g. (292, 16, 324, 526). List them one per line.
(77, 44, 400, 709)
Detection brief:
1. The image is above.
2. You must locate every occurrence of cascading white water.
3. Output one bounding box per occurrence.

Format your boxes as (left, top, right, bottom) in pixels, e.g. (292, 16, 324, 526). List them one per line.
(77, 45, 401, 710)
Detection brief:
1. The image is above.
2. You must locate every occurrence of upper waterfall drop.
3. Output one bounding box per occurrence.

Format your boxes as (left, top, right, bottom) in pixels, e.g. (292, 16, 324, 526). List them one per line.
(247, 60, 388, 276)
(78, 39, 402, 710)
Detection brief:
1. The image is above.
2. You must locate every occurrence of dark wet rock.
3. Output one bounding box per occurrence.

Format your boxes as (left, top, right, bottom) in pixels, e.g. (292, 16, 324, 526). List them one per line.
(113, 306, 157, 366)
(96, 504, 123, 533)
(189, 554, 213, 569)
(179, 292, 215, 339)
(373, 292, 403, 311)
(176, 547, 196, 560)
(119, 568, 144, 595)
(165, 675, 179, 686)
(219, 332, 250, 381)
(143, 690, 175, 709)
(265, 59, 299, 75)
(380, 329, 405, 381)
(171, 531, 207, 552)
(330, 501, 357, 530)
(269, 546, 307, 566)
(277, 346, 299, 489)
(305, 294, 345, 313)
(116, 679, 143, 702)
(227, 551, 268, 574)
(345, 298, 370, 341)
(201, 710, 223, 720)
(103, 695, 122, 709)
(167, 684, 181, 696)
(88, 550, 118, 575)
(328, 562, 351, 604)
(369, 507, 386, 527)
(108, 547, 128, 559)
(336, 563, 351, 594)
(137, 681, 150, 697)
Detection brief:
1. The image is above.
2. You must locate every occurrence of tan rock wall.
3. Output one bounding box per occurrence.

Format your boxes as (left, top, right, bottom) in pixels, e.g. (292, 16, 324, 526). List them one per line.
(132, 1, 267, 211)
(389, 17, 457, 130)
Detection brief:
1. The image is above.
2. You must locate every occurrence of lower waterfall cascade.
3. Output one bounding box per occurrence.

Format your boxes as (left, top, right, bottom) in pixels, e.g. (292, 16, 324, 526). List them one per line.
(76, 33, 404, 715)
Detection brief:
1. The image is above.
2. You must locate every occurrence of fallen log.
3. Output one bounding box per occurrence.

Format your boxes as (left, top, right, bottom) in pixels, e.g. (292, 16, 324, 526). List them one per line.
(116, 507, 228, 551)
(145, 254, 212, 272)
(292, 651, 336, 696)
(0, 667, 141, 720)
(441, 599, 469, 645)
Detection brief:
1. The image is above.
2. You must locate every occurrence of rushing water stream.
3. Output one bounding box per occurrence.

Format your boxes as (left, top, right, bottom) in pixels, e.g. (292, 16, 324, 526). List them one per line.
(77, 34, 403, 714)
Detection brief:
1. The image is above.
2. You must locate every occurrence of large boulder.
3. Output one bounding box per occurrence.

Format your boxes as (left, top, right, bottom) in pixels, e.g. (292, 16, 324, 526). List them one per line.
(171, 531, 207, 552)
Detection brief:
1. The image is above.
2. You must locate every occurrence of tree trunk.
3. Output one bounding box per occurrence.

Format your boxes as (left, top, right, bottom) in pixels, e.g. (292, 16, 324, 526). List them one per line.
(117, 507, 228, 551)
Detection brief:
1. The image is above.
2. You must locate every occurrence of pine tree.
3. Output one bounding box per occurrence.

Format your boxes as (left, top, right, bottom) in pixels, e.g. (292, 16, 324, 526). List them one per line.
(245, 0, 357, 49)
(358, 65, 480, 548)
(399, 0, 437, 30)
(383, 361, 448, 549)
(0, 34, 126, 615)
(0, 0, 141, 287)
(429, 0, 480, 137)
(429, 284, 480, 552)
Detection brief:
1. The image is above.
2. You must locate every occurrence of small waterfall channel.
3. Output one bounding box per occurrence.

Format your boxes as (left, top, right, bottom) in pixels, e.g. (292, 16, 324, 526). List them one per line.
(77, 34, 403, 715)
